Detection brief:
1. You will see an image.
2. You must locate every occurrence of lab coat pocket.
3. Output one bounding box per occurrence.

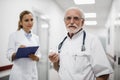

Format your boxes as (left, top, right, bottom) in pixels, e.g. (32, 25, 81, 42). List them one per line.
(74, 51, 91, 73)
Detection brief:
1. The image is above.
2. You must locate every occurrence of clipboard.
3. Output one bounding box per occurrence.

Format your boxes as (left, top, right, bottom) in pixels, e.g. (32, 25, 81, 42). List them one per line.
(16, 46, 39, 59)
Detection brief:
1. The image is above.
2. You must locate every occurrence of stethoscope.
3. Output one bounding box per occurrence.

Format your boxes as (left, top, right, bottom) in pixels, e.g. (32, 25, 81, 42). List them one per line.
(58, 30, 96, 80)
(58, 30, 86, 53)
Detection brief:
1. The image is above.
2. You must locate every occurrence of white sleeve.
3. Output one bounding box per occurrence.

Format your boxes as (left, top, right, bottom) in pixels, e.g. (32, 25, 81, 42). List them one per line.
(7, 33, 16, 62)
(91, 37, 113, 77)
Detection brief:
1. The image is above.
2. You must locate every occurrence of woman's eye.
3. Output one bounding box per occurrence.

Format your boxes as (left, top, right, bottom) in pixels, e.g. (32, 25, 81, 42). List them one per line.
(25, 19, 29, 22)
(31, 19, 33, 21)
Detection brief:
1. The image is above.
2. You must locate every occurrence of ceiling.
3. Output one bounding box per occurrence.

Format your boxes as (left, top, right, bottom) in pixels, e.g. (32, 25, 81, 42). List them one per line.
(54, 0, 113, 29)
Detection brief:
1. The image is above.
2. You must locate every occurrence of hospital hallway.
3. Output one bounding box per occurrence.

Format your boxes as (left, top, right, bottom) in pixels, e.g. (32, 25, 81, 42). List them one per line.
(0, 0, 120, 80)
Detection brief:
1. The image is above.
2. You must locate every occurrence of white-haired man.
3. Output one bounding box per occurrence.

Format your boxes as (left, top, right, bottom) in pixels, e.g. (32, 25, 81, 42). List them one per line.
(49, 7, 113, 80)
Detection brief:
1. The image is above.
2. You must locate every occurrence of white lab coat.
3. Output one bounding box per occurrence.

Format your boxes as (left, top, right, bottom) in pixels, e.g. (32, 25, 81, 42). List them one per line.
(7, 29, 40, 80)
(58, 30, 113, 80)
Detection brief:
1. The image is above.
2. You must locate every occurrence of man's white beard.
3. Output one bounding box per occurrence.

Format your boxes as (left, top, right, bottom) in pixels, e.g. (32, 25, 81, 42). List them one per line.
(67, 27, 81, 34)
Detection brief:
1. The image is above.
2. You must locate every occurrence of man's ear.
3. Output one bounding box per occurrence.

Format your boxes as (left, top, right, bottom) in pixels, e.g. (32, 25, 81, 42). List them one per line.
(81, 19, 85, 26)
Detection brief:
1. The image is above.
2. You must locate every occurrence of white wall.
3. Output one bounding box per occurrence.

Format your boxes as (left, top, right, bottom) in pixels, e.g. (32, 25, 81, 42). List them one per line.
(0, 0, 65, 77)
(105, 0, 118, 56)
(84, 27, 107, 50)
(106, 0, 120, 80)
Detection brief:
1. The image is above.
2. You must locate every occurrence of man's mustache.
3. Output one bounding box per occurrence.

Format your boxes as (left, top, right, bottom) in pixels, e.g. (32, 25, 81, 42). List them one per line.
(67, 24, 77, 28)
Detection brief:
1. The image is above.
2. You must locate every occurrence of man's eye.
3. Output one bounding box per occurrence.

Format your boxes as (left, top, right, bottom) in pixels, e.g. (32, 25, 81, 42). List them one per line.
(65, 17, 81, 21)
(65, 17, 72, 20)
(66, 17, 71, 20)
(74, 17, 79, 20)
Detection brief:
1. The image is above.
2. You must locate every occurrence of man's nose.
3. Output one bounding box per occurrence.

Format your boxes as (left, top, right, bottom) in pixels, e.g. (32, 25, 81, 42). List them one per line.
(70, 18, 75, 24)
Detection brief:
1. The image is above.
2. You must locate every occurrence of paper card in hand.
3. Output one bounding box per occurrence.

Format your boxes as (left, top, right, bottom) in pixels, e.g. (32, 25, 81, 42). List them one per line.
(16, 46, 39, 59)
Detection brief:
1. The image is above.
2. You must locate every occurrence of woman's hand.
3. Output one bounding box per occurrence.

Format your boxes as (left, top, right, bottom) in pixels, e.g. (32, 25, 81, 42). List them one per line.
(12, 53, 16, 61)
(28, 54, 39, 61)
(19, 45, 26, 48)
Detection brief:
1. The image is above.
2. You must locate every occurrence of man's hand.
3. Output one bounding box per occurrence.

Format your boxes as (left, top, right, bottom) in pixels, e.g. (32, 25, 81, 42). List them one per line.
(96, 74, 109, 80)
(49, 52, 60, 71)
(49, 52, 59, 63)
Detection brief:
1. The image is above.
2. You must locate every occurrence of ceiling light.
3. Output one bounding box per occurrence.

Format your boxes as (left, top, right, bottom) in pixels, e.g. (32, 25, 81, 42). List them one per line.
(41, 24, 49, 28)
(74, 0, 95, 4)
(85, 21, 97, 25)
(85, 13, 96, 18)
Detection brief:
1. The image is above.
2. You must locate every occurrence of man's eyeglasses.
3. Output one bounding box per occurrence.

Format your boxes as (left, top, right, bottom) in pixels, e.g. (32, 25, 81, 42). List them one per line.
(64, 16, 83, 21)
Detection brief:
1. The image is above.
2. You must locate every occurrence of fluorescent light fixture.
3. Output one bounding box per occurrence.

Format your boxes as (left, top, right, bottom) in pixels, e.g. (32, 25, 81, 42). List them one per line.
(85, 13, 96, 18)
(40, 15, 48, 20)
(85, 21, 97, 25)
(114, 20, 120, 25)
(74, 0, 95, 4)
(118, 13, 120, 17)
(41, 24, 49, 28)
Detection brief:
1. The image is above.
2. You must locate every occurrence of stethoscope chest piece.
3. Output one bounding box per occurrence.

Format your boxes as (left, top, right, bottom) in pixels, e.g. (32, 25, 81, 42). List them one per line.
(81, 45, 86, 51)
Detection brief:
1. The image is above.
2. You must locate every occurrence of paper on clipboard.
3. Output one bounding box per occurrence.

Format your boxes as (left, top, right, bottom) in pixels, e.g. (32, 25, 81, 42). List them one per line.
(16, 46, 39, 59)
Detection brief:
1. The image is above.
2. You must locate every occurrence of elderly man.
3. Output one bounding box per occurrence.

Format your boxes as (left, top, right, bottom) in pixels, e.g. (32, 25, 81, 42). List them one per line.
(49, 7, 113, 80)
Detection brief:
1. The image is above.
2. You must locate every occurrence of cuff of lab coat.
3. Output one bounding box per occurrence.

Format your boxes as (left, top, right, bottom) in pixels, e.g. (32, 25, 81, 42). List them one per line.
(95, 69, 113, 77)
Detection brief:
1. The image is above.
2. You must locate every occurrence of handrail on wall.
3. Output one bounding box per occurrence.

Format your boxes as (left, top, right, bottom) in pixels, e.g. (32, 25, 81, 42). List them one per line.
(0, 64, 13, 72)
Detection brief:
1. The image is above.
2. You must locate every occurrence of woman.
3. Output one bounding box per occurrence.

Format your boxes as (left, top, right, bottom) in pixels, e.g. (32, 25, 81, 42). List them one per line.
(7, 10, 40, 80)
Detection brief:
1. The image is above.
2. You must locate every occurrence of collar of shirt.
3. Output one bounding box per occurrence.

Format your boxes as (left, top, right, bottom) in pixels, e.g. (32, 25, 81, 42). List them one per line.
(20, 29, 32, 39)
(67, 29, 84, 39)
